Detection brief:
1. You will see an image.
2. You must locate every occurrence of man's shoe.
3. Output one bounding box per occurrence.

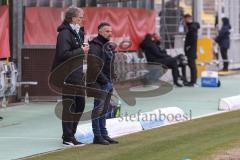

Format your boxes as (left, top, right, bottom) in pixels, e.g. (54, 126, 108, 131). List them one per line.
(63, 138, 83, 146)
(174, 82, 183, 87)
(103, 136, 119, 144)
(183, 81, 189, 85)
(63, 140, 75, 146)
(219, 69, 228, 72)
(72, 138, 84, 146)
(93, 136, 110, 145)
(184, 82, 194, 87)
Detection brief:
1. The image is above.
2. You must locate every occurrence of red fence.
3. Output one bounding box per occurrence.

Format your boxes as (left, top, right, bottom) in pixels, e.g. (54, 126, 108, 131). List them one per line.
(0, 6, 10, 58)
(24, 7, 156, 50)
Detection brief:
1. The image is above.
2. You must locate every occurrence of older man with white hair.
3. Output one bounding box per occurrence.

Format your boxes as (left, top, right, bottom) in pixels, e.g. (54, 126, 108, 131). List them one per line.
(51, 6, 89, 146)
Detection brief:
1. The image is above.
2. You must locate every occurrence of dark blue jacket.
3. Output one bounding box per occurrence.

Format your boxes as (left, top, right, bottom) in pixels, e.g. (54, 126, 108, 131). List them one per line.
(87, 35, 115, 85)
(215, 18, 231, 49)
(215, 26, 231, 49)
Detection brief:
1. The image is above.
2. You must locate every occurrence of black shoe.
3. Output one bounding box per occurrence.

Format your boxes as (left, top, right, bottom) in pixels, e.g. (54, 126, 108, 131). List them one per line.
(63, 140, 75, 146)
(184, 82, 194, 87)
(63, 138, 83, 146)
(93, 136, 110, 145)
(183, 81, 189, 85)
(220, 68, 228, 72)
(72, 138, 84, 146)
(0, 117, 3, 121)
(174, 82, 183, 87)
(103, 136, 119, 144)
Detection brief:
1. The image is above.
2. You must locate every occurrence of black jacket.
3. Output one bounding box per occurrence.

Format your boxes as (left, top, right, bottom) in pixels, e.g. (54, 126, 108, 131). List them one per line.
(140, 36, 170, 63)
(87, 35, 115, 85)
(215, 18, 231, 49)
(184, 22, 200, 59)
(51, 22, 85, 84)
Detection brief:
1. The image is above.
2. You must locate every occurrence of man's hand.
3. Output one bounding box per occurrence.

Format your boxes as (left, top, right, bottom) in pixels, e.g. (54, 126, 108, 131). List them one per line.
(82, 43, 89, 55)
(102, 82, 113, 91)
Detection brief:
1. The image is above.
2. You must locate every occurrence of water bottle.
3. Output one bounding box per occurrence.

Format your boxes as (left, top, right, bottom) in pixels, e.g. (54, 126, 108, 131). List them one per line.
(115, 100, 122, 118)
(24, 92, 29, 104)
(1, 95, 8, 108)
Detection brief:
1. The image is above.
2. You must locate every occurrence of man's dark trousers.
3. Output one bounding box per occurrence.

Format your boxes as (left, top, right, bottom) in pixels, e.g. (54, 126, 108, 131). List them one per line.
(92, 82, 113, 137)
(62, 95, 85, 141)
(187, 57, 197, 84)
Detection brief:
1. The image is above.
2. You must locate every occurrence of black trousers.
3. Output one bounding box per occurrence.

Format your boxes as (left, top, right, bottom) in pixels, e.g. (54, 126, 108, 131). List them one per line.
(185, 58, 197, 84)
(62, 95, 85, 141)
(220, 48, 229, 70)
(179, 65, 187, 83)
(156, 57, 179, 84)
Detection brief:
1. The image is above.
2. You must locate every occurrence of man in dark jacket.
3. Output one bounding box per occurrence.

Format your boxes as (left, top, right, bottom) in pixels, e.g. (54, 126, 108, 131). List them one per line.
(215, 17, 231, 71)
(140, 34, 183, 87)
(183, 14, 200, 87)
(153, 33, 188, 83)
(87, 22, 118, 145)
(51, 7, 89, 146)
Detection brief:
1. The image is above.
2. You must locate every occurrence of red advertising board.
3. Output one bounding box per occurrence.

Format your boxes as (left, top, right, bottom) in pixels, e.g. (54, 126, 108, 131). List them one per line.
(24, 7, 156, 50)
(0, 6, 10, 58)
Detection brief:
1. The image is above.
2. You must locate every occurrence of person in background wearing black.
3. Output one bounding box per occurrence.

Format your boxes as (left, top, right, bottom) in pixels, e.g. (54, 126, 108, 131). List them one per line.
(87, 22, 119, 145)
(152, 33, 188, 84)
(215, 17, 231, 71)
(140, 33, 183, 87)
(183, 14, 200, 87)
(51, 7, 89, 146)
(0, 116, 2, 121)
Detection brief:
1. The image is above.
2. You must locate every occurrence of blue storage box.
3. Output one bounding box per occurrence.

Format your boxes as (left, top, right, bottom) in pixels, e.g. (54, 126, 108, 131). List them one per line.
(201, 71, 219, 87)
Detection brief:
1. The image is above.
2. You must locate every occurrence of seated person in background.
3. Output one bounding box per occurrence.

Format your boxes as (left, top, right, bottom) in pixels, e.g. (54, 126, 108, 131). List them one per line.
(140, 33, 184, 87)
(152, 33, 188, 84)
